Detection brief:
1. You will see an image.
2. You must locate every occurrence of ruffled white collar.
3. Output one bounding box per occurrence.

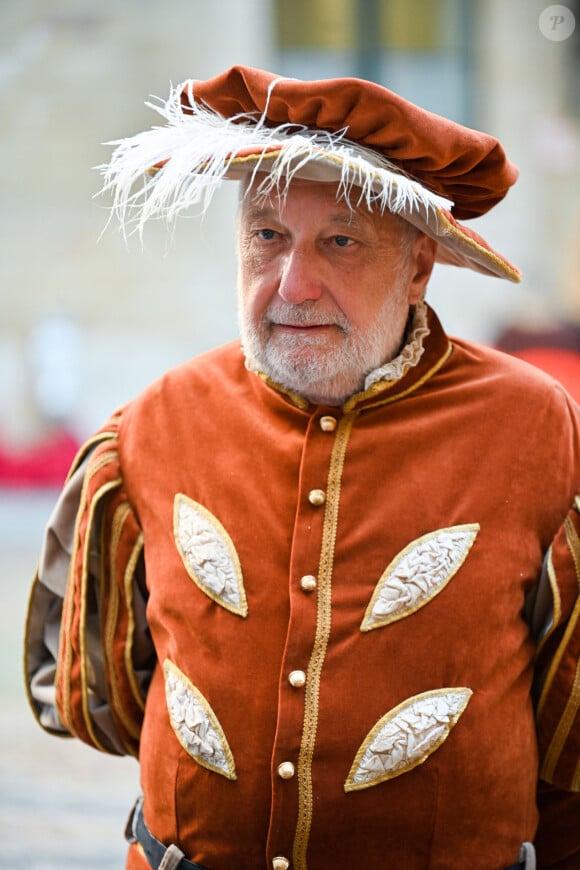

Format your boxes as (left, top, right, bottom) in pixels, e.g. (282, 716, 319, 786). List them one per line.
(363, 299, 430, 389)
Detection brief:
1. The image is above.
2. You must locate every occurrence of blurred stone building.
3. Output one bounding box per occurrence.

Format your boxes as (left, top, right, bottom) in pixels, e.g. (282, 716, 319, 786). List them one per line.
(1, 0, 579, 457)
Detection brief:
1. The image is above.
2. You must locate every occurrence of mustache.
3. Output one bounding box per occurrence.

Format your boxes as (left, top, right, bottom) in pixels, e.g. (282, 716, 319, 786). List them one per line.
(265, 302, 349, 330)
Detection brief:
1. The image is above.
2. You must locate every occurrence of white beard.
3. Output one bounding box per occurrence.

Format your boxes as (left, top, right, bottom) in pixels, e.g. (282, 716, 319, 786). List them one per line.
(239, 282, 410, 406)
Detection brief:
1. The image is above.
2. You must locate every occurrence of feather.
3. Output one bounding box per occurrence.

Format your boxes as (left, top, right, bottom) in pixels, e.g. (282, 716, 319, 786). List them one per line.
(97, 82, 453, 239)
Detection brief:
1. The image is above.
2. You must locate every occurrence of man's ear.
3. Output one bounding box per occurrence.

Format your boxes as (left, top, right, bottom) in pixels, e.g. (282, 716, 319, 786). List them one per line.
(408, 233, 438, 304)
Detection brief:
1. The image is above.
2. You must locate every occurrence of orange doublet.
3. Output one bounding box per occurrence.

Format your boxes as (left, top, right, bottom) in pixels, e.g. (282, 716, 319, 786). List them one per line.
(27, 309, 580, 869)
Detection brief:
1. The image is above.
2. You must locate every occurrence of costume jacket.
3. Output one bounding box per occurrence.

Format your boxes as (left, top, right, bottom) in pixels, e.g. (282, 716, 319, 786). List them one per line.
(25, 305, 580, 870)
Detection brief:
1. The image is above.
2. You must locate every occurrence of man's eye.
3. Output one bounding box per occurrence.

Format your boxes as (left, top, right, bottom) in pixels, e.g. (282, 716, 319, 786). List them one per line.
(333, 235, 353, 248)
(257, 228, 277, 241)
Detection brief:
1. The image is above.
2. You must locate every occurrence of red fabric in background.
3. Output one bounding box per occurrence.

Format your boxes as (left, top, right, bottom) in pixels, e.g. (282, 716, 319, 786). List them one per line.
(510, 348, 580, 404)
(0, 428, 80, 488)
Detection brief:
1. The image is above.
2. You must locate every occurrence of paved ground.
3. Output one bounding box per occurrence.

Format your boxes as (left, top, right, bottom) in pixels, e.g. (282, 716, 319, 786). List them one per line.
(0, 490, 140, 869)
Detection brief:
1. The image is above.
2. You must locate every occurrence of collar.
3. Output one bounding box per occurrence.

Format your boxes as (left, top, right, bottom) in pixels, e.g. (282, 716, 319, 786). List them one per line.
(363, 300, 430, 390)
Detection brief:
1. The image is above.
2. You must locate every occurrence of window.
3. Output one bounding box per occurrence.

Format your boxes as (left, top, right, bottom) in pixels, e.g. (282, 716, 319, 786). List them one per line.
(275, 0, 473, 123)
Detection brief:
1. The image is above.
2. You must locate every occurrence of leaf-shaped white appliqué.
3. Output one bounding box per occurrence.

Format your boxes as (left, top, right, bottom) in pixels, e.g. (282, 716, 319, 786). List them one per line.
(344, 688, 472, 791)
(164, 659, 236, 780)
(173, 494, 247, 617)
(361, 524, 479, 631)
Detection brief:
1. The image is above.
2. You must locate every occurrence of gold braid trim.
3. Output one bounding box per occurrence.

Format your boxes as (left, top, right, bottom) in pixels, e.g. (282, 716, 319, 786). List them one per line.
(63, 427, 119, 484)
(541, 659, 580, 784)
(292, 414, 356, 870)
(342, 342, 452, 413)
(537, 517, 580, 718)
(535, 549, 562, 659)
(123, 532, 146, 713)
(567, 513, 580, 581)
(437, 211, 522, 282)
(573, 754, 580, 791)
(79, 477, 123, 751)
(56, 448, 121, 748)
(538, 516, 580, 784)
(102, 503, 144, 747)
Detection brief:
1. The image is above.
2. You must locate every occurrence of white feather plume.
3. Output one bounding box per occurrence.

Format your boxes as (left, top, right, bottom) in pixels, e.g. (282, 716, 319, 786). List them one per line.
(98, 81, 453, 238)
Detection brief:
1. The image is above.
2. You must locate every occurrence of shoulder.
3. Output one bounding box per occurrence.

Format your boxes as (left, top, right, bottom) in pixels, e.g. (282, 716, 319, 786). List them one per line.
(448, 335, 580, 409)
(438, 336, 580, 472)
(125, 339, 244, 411)
(150, 339, 244, 391)
(109, 340, 253, 455)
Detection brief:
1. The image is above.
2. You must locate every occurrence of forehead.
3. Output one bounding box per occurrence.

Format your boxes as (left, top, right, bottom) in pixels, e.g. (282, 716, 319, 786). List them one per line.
(240, 176, 403, 232)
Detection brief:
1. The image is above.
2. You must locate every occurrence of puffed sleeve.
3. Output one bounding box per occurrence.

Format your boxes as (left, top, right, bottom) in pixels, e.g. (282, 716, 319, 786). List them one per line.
(24, 412, 155, 757)
(532, 496, 580, 867)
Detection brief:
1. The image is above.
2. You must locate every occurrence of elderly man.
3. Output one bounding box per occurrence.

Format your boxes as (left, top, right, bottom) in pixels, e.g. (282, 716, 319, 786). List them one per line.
(25, 67, 580, 870)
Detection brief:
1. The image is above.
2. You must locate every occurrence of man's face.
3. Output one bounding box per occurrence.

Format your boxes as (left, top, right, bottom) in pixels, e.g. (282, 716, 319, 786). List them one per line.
(237, 178, 434, 405)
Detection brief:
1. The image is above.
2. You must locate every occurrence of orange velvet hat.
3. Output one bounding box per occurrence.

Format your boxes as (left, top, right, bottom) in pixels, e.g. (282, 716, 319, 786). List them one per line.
(101, 65, 521, 282)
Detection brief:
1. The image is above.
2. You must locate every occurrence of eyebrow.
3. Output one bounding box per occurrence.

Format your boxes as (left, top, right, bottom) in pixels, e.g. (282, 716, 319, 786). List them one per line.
(243, 206, 370, 229)
(244, 206, 279, 223)
(327, 213, 368, 229)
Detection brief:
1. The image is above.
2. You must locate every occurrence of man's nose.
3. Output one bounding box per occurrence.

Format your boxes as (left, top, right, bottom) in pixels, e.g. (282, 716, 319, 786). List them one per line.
(277, 248, 323, 304)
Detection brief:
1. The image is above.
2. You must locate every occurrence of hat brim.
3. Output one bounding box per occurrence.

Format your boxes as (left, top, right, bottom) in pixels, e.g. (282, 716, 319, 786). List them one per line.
(100, 90, 521, 282)
(221, 148, 521, 282)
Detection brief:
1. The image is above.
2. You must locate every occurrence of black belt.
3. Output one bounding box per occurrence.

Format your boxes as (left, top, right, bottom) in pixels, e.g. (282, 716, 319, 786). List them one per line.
(126, 798, 210, 870)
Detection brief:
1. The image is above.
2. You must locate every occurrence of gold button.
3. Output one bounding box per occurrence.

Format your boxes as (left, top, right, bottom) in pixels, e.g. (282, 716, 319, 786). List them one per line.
(273, 859, 290, 870)
(277, 761, 295, 779)
(300, 575, 317, 592)
(319, 415, 337, 432)
(308, 489, 326, 506)
(288, 670, 306, 688)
